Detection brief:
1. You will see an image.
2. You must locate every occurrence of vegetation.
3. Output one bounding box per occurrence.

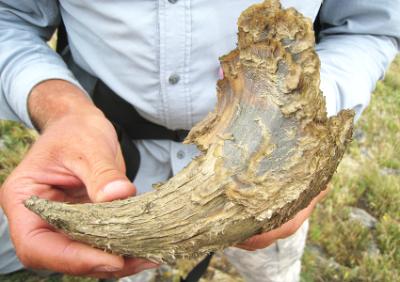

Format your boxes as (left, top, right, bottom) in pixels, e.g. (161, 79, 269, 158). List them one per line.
(302, 56, 400, 282)
(0, 57, 398, 281)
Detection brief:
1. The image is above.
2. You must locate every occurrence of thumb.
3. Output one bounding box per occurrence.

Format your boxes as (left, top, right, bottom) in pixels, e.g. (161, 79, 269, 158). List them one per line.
(67, 152, 136, 203)
(95, 179, 136, 203)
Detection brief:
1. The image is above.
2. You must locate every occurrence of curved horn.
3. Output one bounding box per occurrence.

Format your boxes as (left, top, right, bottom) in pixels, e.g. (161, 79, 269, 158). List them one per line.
(25, 0, 354, 264)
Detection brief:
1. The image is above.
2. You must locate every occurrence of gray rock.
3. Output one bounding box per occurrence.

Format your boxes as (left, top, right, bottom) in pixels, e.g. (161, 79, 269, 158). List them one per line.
(380, 167, 400, 176)
(307, 244, 326, 258)
(349, 207, 378, 229)
(367, 240, 381, 256)
(353, 128, 365, 142)
(306, 245, 341, 270)
(360, 147, 372, 159)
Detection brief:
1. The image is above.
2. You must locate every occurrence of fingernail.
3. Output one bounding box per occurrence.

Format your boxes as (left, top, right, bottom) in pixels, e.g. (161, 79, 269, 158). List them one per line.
(102, 180, 130, 195)
(93, 265, 122, 272)
(97, 180, 134, 202)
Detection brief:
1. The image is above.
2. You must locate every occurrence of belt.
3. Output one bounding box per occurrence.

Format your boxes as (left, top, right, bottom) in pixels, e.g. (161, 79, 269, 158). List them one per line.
(93, 80, 189, 143)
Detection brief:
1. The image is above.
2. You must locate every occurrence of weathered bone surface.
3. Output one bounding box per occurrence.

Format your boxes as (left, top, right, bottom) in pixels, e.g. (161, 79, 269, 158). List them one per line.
(25, 0, 354, 263)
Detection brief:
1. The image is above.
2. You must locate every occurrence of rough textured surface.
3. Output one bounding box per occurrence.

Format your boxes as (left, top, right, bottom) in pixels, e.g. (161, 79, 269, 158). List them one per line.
(25, 0, 354, 264)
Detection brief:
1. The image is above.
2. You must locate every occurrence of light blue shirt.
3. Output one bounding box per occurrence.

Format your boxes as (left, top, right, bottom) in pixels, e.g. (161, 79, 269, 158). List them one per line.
(0, 0, 399, 129)
(0, 0, 400, 275)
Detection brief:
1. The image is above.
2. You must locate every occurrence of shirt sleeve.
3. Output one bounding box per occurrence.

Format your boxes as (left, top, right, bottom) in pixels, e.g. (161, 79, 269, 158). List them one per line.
(0, 1, 82, 128)
(316, 0, 400, 119)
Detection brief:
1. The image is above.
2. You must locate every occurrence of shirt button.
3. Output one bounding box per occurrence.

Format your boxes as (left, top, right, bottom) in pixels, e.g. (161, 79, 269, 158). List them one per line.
(168, 0, 178, 4)
(168, 73, 180, 85)
(176, 150, 185, 159)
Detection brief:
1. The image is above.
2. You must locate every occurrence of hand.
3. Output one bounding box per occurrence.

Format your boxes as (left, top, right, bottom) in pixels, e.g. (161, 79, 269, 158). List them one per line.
(236, 188, 328, 251)
(0, 80, 157, 278)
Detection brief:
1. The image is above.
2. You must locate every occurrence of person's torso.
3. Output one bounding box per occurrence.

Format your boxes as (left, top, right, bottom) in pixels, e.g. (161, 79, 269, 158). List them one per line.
(60, 0, 322, 129)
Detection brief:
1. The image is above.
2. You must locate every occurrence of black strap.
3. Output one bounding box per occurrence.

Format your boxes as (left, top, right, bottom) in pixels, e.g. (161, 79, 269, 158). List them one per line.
(181, 253, 214, 282)
(313, 4, 322, 43)
(56, 19, 68, 54)
(92, 80, 189, 143)
(113, 123, 141, 181)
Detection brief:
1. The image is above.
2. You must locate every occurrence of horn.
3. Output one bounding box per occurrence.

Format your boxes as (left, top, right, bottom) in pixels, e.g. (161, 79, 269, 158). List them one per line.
(25, 0, 354, 264)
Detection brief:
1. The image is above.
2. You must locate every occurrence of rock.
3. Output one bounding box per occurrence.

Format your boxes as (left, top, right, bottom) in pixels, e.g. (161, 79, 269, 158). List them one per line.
(349, 207, 378, 229)
(348, 207, 380, 256)
(307, 244, 327, 258)
(367, 240, 381, 256)
(380, 167, 400, 176)
(353, 128, 365, 142)
(306, 245, 342, 270)
(360, 147, 372, 159)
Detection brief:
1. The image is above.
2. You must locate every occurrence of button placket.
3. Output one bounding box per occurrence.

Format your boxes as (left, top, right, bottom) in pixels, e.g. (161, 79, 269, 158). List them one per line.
(162, 0, 188, 129)
(158, 0, 170, 128)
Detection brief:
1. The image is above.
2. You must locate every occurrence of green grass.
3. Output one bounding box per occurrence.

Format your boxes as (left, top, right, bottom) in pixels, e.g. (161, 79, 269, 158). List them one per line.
(301, 56, 400, 282)
(1, 57, 399, 281)
(0, 120, 36, 183)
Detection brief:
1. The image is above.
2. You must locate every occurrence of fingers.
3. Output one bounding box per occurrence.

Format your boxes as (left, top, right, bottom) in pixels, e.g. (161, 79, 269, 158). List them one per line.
(26, 231, 124, 275)
(27, 113, 137, 203)
(109, 258, 159, 278)
(18, 224, 156, 277)
(236, 188, 329, 251)
(3, 184, 153, 278)
(87, 259, 158, 279)
(235, 226, 286, 251)
(4, 202, 121, 275)
(61, 141, 136, 203)
(93, 179, 136, 203)
(1, 113, 142, 277)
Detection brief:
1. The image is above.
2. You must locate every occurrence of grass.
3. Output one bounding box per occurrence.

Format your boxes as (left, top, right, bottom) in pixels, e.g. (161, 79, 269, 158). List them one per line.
(0, 120, 36, 183)
(0, 57, 399, 281)
(301, 56, 400, 282)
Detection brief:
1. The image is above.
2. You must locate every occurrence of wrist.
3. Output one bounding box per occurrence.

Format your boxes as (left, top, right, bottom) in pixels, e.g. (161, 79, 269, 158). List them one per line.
(28, 79, 103, 131)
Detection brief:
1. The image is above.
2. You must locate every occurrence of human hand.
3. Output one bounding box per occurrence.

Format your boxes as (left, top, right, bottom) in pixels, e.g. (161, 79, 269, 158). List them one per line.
(0, 80, 157, 278)
(236, 188, 328, 251)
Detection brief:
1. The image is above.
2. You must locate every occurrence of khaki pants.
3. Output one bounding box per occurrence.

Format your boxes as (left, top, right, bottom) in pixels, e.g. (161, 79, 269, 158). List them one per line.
(224, 220, 308, 282)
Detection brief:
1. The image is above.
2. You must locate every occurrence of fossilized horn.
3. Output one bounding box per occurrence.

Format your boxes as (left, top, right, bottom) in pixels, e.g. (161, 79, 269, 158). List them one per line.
(25, 0, 354, 263)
